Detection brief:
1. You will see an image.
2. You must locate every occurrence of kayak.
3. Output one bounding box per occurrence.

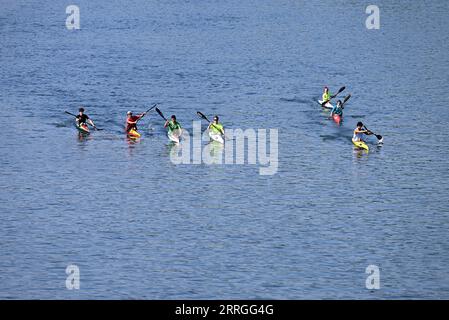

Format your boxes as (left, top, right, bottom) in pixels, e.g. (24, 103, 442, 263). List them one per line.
(209, 131, 224, 144)
(77, 123, 90, 134)
(127, 129, 141, 139)
(332, 114, 342, 125)
(318, 100, 334, 110)
(352, 139, 369, 151)
(168, 129, 182, 143)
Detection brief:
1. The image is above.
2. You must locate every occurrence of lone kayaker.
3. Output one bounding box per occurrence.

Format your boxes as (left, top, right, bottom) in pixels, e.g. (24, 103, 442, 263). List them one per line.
(76, 107, 97, 129)
(125, 110, 146, 133)
(208, 115, 225, 135)
(353, 122, 372, 142)
(330, 100, 343, 119)
(164, 115, 182, 132)
(322, 86, 332, 104)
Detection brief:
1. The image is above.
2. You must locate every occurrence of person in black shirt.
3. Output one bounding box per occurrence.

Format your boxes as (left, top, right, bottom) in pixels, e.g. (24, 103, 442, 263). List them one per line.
(76, 107, 96, 129)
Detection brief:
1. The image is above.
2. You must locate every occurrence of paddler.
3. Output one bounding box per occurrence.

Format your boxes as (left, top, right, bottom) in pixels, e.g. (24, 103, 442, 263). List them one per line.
(76, 107, 97, 129)
(353, 122, 372, 142)
(125, 110, 146, 133)
(208, 115, 225, 135)
(164, 115, 182, 132)
(330, 100, 343, 119)
(322, 86, 332, 104)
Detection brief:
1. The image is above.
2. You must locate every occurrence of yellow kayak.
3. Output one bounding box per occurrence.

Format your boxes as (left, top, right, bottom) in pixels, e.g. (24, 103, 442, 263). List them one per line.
(127, 129, 141, 139)
(352, 139, 369, 151)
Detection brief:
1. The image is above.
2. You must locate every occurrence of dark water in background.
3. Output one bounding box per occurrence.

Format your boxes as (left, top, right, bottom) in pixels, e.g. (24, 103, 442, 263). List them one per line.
(1, 0, 449, 299)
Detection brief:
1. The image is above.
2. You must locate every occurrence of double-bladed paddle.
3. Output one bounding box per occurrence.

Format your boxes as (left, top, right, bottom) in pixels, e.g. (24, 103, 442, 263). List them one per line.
(65, 111, 103, 130)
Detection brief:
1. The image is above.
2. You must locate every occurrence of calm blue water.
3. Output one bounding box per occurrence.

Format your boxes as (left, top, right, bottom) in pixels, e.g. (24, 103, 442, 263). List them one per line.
(1, 0, 449, 299)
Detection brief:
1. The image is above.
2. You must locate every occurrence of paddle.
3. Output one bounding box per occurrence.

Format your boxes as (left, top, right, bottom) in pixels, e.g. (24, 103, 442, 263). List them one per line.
(155, 107, 167, 121)
(363, 125, 383, 141)
(140, 104, 157, 119)
(341, 94, 351, 108)
(65, 111, 103, 130)
(196, 111, 224, 136)
(321, 86, 345, 107)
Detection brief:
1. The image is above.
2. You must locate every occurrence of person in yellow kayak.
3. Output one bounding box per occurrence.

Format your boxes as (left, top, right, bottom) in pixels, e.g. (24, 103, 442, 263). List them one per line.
(208, 115, 225, 135)
(353, 122, 372, 142)
(164, 115, 182, 133)
(322, 86, 332, 104)
(76, 107, 97, 129)
(125, 110, 146, 133)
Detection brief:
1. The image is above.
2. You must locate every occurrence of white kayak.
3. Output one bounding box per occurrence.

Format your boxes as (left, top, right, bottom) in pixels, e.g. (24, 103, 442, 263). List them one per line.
(318, 99, 334, 110)
(168, 129, 182, 143)
(209, 131, 224, 144)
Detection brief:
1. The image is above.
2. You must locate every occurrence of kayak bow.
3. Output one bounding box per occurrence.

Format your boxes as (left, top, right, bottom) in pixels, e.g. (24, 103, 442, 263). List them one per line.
(127, 129, 141, 139)
(77, 123, 90, 134)
(209, 131, 224, 144)
(352, 139, 369, 151)
(168, 129, 182, 143)
(318, 100, 334, 110)
(332, 114, 342, 125)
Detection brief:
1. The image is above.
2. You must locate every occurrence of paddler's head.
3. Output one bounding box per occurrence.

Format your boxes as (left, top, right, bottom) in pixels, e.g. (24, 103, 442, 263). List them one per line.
(357, 121, 364, 129)
(171, 115, 176, 122)
(213, 116, 219, 123)
(324, 86, 328, 93)
(337, 100, 342, 107)
(127, 111, 132, 118)
(78, 107, 85, 115)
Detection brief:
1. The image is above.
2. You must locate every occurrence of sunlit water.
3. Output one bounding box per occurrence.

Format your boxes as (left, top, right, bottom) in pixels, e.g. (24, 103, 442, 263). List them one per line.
(1, 0, 449, 299)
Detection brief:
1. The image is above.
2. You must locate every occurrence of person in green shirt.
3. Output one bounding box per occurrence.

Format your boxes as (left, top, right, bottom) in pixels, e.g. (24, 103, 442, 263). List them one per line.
(208, 115, 224, 135)
(164, 115, 182, 132)
(322, 86, 332, 104)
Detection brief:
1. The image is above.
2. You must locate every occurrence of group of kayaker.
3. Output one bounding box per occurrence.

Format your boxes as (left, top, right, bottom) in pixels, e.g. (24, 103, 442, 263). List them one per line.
(71, 107, 225, 139)
(321, 87, 379, 148)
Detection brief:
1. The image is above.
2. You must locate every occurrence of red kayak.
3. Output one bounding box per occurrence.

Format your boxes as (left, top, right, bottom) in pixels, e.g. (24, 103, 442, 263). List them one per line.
(332, 114, 342, 125)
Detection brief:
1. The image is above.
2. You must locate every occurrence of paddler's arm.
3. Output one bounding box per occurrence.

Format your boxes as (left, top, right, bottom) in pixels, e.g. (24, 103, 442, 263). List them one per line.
(362, 127, 373, 135)
(88, 118, 96, 128)
(164, 120, 169, 128)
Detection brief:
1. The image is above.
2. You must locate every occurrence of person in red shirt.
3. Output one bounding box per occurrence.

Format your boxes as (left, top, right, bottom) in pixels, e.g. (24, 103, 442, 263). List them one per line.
(125, 110, 146, 133)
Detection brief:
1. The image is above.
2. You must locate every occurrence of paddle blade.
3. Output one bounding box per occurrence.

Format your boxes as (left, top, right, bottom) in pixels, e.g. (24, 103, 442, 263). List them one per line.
(343, 94, 351, 104)
(155, 107, 166, 121)
(197, 111, 210, 122)
(337, 86, 346, 94)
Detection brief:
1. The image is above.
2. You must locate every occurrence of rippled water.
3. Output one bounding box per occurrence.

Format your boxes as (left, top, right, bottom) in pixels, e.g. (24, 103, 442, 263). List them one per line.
(1, 0, 449, 299)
